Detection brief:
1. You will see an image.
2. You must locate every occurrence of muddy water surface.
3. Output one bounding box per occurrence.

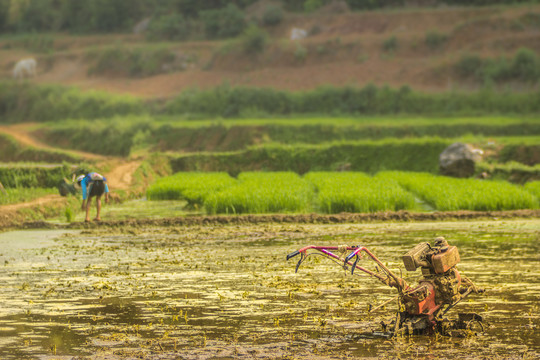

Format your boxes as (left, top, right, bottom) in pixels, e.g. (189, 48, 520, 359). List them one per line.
(0, 220, 538, 359)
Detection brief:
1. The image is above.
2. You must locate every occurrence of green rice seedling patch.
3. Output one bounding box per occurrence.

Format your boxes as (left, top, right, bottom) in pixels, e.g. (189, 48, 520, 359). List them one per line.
(205, 172, 313, 214)
(383, 171, 539, 211)
(305, 172, 417, 213)
(146, 172, 235, 208)
(524, 181, 540, 199)
(146, 170, 540, 215)
(0, 187, 57, 206)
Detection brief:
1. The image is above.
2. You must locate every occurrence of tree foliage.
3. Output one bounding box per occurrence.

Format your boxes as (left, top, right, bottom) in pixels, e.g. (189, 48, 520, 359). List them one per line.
(200, 4, 246, 39)
(0, 0, 536, 34)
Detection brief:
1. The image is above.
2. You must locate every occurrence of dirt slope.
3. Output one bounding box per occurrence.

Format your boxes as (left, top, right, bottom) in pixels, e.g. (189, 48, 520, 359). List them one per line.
(0, 123, 105, 161)
(103, 159, 142, 191)
(0, 194, 67, 229)
(0, 124, 141, 226)
(1, 4, 539, 97)
(0, 123, 140, 189)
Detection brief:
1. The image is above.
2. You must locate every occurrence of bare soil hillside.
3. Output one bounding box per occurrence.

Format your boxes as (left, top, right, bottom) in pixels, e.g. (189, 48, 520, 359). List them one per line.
(1, 4, 540, 97)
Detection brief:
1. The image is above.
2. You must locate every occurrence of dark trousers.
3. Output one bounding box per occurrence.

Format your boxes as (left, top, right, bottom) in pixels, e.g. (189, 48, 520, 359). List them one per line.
(88, 180, 105, 198)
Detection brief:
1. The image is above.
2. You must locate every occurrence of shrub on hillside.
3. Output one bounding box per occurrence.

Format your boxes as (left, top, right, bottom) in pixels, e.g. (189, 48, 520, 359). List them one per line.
(60, 0, 148, 33)
(240, 25, 268, 54)
(425, 30, 448, 50)
(510, 48, 539, 81)
(304, 0, 324, 12)
(519, 12, 540, 29)
(0, 82, 145, 122)
(13, 0, 62, 32)
(5, 34, 55, 53)
(455, 48, 540, 83)
(455, 54, 483, 78)
(262, 5, 284, 26)
(478, 57, 507, 83)
(382, 35, 398, 52)
(200, 4, 246, 39)
(294, 43, 308, 63)
(87, 45, 178, 77)
(162, 83, 540, 117)
(0, 0, 7, 31)
(146, 14, 191, 41)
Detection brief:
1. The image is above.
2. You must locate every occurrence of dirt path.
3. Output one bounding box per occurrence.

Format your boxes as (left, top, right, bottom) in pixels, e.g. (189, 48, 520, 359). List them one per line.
(0, 194, 67, 229)
(0, 158, 143, 229)
(0, 123, 105, 161)
(0, 125, 143, 226)
(0, 194, 63, 212)
(1, 122, 143, 189)
(0, 159, 142, 229)
(103, 159, 142, 190)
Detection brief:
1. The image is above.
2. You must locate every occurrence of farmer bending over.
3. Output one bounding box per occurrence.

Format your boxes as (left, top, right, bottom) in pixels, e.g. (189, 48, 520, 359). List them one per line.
(75, 172, 110, 222)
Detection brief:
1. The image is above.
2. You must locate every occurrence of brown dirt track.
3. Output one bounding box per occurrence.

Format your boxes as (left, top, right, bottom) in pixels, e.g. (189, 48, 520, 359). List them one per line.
(14, 209, 540, 231)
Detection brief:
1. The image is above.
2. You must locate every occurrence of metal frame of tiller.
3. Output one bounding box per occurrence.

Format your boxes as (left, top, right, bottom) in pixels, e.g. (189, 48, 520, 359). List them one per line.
(287, 237, 484, 336)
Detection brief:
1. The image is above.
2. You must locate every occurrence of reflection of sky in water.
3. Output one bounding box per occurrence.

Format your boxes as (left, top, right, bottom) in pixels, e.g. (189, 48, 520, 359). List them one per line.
(0, 221, 538, 359)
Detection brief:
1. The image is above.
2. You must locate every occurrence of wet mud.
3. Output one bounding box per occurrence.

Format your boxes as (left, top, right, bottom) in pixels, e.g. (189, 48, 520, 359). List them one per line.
(0, 220, 538, 359)
(14, 209, 540, 231)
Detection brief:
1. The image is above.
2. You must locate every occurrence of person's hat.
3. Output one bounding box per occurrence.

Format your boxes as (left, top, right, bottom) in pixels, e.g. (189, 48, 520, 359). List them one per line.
(74, 175, 85, 189)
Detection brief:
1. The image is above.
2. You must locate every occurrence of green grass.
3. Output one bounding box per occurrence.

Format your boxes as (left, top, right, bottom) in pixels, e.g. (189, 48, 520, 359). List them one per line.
(205, 172, 313, 214)
(0, 82, 145, 123)
(148, 170, 539, 214)
(5, 82, 540, 125)
(383, 171, 539, 211)
(34, 115, 540, 160)
(0, 163, 76, 188)
(146, 172, 236, 208)
(0, 133, 80, 163)
(524, 181, 540, 198)
(306, 172, 417, 213)
(0, 188, 57, 205)
(171, 138, 454, 174)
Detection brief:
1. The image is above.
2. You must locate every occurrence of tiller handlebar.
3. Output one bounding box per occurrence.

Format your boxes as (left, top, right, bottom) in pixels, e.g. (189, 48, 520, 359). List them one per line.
(287, 245, 407, 290)
(287, 237, 483, 335)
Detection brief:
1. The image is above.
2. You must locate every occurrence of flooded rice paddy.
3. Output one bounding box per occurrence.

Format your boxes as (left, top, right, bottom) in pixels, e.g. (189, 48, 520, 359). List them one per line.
(0, 220, 538, 359)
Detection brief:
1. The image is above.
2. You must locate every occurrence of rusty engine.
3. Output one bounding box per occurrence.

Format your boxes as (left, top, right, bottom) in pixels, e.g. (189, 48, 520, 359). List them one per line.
(287, 237, 484, 336)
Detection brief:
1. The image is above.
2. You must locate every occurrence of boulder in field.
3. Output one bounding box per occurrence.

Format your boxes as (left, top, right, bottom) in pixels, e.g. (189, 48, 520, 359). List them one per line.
(439, 142, 483, 178)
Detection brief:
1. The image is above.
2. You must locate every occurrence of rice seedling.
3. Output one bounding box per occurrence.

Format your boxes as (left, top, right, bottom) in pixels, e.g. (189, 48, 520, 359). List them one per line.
(382, 171, 539, 211)
(147, 170, 539, 214)
(204, 172, 313, 214)
(146, 172, 236, 207)
(524, 181, 540, 199)
(305, 172, 417, 213)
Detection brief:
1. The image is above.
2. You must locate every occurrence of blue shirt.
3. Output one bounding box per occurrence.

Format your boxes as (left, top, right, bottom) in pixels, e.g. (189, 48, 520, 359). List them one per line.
(81, 172, 109, 200)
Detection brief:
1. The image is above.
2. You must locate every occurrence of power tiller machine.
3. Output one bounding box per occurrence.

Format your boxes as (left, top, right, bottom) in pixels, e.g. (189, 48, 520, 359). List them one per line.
(287, 237, 484, 336)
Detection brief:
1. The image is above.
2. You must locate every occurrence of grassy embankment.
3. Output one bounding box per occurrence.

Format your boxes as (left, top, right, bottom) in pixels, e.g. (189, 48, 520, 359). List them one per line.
(0, 187, 57, 206)
(1, 83, 537, 178)
(4, 82, 540, 123)
(5, 116, 539, 182)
